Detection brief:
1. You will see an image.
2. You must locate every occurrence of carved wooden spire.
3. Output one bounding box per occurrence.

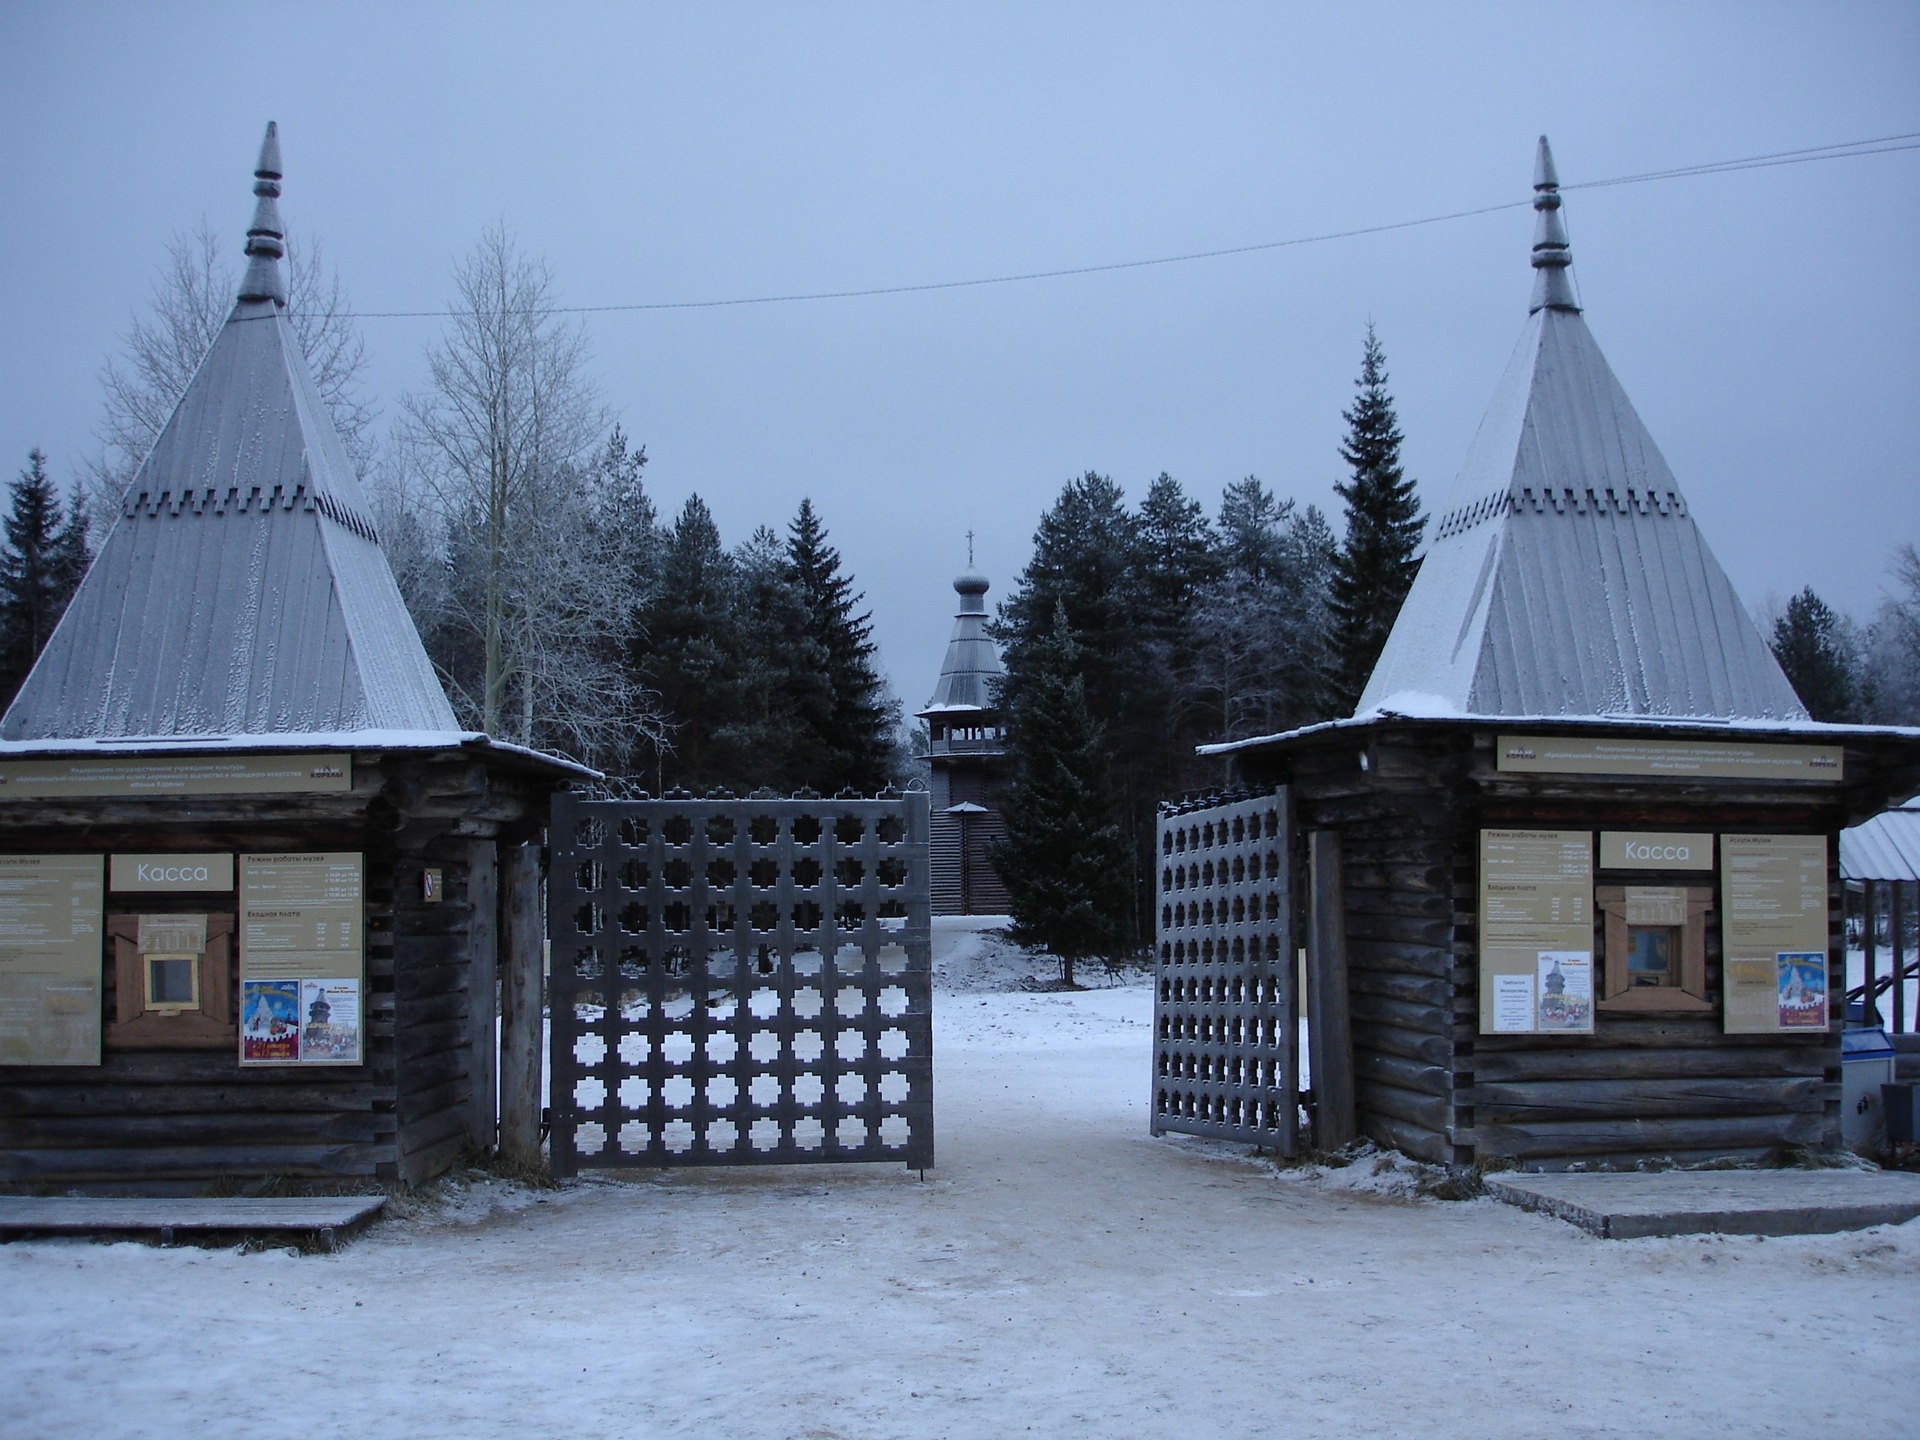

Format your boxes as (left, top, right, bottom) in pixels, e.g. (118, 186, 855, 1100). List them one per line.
(1528, 135, 1580, 314)
(237, 121, 287, 306)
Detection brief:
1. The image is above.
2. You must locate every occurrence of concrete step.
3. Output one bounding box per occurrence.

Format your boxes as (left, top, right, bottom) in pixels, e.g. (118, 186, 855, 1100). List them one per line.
(1484, 1168, 1920, 1239)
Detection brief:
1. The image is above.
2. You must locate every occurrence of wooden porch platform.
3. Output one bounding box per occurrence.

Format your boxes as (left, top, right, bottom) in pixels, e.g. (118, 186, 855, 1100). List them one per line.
(0, 1195, 387, 1251)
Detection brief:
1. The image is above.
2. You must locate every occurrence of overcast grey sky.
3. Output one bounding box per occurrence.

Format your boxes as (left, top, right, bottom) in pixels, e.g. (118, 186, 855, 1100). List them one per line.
(2, 3, 1915, 717)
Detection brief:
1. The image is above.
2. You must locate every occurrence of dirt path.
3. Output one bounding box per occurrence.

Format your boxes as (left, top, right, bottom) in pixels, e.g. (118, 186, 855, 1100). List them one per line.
(2, 987, 1914, 1438)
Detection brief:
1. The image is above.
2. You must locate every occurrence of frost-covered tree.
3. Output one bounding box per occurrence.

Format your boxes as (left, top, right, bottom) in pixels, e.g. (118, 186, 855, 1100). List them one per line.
(1858, 547, 1920, 725)
(1327, 324, 1423, 712)
(87, 224, 373, 522)
(1771, 586, 1862, 723)
(1187, 476, 1337, 740)
(0, 450, 91, 711)
(988, 604, 1133, 985)
(399, 227, 659, 763)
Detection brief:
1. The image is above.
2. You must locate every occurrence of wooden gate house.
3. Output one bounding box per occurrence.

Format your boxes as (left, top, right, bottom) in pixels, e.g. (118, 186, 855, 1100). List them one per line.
(0, 128, 581, 1191)
(1200, 142, 1920, 1171)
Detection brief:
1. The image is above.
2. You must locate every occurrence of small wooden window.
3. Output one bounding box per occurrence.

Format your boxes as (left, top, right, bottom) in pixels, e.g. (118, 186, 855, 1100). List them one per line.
(1597, 885, 1713, 1013)
(106, 912, 235, 1049)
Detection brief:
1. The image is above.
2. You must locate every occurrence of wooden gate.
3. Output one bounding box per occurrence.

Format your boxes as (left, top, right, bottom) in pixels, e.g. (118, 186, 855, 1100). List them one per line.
(1151, 790, 1299, 1155)
(548, 791, 932, 1175)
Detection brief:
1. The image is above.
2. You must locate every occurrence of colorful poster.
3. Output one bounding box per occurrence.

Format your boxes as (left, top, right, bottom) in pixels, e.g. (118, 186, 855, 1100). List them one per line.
(300, 978, 361, 1062)
(1536, 951, 1593, 1032)
(1776, 953, 1827, 1030)
(240, 979, 300, 1061)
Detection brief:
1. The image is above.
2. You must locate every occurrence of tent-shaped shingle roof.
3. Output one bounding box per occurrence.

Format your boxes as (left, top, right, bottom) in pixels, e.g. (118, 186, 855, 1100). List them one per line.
(919, 565, 1004, 715)
(1, 125, 459, 742)
(1356, 138, 1805, 722)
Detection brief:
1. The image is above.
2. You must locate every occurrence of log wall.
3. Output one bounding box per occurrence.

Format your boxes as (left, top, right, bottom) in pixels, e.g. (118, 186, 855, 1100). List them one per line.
(0, 750, 552, 1191)
(1233, 721, 1919, 1171)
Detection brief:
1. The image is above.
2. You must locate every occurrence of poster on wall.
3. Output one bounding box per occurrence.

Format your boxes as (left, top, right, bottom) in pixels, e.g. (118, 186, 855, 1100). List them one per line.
(0, 854, 104, 1066)
(1479, 830, 1593, 1035)
(238, 853, 364, 1066)
(1721, 834, 1829, 1035)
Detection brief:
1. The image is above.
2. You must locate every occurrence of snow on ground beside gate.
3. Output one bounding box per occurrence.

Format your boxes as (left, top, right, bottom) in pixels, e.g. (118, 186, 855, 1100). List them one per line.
(4, 971, 1917, 1440)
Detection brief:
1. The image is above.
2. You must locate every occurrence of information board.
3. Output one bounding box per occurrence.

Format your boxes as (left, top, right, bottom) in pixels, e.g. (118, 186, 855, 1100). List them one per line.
(1721, 834, 1829, 1035)
(0, 854, 104, 1065)
(0, 753, 350, 800)
(1496, 736, 1842, 782)
(1479, 830, 1594, 1035)
(238, 852, 364, 1066)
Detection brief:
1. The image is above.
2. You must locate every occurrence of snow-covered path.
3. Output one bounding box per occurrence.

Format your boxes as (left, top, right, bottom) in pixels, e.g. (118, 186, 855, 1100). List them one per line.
(2, 985, 1915, 1439)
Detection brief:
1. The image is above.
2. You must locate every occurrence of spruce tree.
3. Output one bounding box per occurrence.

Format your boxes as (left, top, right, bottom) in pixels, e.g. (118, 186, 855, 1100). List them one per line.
(1771, 586, 1861, 722)
(723, 524, 821, 792)
(635, 496, 739, 791)
(785, 499, 897, 794)
(1327, 324, 1424, 712)
(0, 450, 91, 711)
(988, 604, 1133, 984)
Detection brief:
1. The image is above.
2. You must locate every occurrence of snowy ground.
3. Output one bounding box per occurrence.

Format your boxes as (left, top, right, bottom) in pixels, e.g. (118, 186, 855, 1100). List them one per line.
(3, 971, 1917, 1438)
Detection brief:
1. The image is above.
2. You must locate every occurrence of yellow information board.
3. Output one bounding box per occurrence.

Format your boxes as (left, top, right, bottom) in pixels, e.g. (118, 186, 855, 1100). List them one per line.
(0, 854, 104, 1066)
(238, 853, 364, 1066)
(1721, 834, 1829, 1035)
(1479, 830, 1594, 1035)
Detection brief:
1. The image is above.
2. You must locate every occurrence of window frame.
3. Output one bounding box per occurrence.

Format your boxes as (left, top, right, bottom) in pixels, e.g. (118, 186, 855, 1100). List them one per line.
(1596, 884, 1714, 1013)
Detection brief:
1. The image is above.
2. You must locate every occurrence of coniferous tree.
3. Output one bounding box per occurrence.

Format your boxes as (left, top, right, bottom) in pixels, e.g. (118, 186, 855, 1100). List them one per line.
(1327, 324, 1424, 712)
(722, 524, 821, 792)
(785, 498, 899, 794)
(636, 496, 740, 791)
(995, 472, 1154, 941)
(988, 604, 1133, 985)
(1771, 586, 1862, 723)
(0, 450, 91, 710)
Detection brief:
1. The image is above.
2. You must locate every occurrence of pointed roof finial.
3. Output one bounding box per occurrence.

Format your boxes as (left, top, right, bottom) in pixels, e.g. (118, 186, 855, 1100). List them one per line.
(237, 121, 287, 307)
(1528, 135, 1580, 314)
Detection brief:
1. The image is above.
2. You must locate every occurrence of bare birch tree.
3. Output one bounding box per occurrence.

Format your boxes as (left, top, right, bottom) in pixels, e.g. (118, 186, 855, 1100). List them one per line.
(398, 226, 662, 764)
(86, 223, 373, 520)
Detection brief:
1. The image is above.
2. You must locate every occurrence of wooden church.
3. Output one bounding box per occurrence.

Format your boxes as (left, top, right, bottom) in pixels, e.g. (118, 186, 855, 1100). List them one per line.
(919, 562, 1012, 915)
(1209, 140, 1920, 1169)
(0, 126, 580, 1190)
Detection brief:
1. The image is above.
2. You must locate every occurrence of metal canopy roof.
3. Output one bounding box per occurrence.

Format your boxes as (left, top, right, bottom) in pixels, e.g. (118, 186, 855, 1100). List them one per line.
(1, 125, 459, 743)
(1842, 807, 1920, 883)
(1356, 138, 1805, 724)
(919, 565, 1004, 716)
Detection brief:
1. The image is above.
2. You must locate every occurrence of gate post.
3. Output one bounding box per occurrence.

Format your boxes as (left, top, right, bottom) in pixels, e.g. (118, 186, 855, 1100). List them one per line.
(1307, 829, 1357, 1151)
(500, 839, 545, 1170)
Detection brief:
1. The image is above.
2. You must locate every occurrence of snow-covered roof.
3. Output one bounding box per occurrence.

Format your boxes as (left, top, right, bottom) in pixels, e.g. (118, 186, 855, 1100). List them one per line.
(919, 565, 1004, 716)
(1, 124, 460, 744)
(1355, 137, 1805, 724)
(1841, 806, 1920, 883)
(0, 730, 600, 779)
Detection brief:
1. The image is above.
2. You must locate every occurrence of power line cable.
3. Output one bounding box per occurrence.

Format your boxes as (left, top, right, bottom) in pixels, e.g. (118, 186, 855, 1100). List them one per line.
(340, 131, 1920, 320)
